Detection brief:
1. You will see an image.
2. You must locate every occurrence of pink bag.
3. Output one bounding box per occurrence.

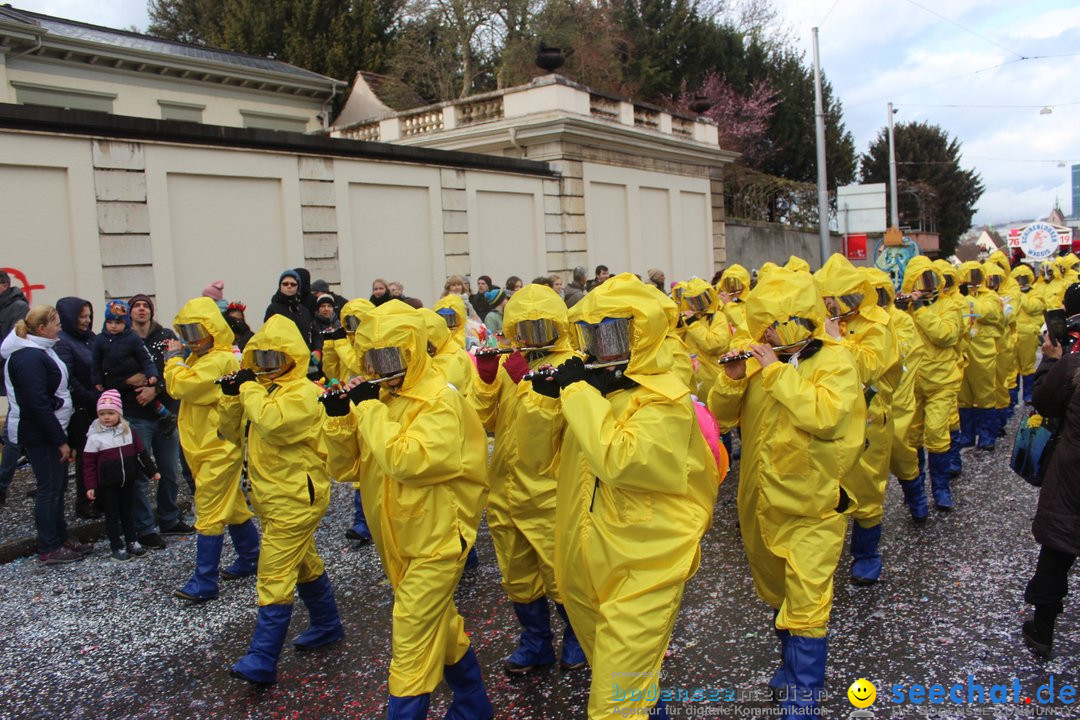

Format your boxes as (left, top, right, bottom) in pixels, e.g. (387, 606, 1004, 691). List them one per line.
(693, 399, 728, 483)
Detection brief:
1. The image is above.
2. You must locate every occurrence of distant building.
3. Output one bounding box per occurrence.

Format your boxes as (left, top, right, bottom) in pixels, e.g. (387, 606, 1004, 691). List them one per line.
(0, 5, 344, 131)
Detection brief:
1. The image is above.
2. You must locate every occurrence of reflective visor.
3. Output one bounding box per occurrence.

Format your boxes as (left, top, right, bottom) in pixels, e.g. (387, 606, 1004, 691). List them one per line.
(875, 287, 890, 307)
(825, 293, 863, 318)
(175, 323, 209, 344)
(684, 291, 714, 313)
(363, 347, 406, 379)
(575, 318, 632, 363)
(943, 274, 955, 290)
(917, 270, 940, 294)
(721, 276, 744, 294)
(343, 315, 361, 332)
(1041, 263, 1055, 281)
(252, 349, 289, 374)
(1016, 275, 1031, 290)
(770, 316, 816, 350)
(515, 318, 558, 347)
(967, 268, 984, 286)
(986, 274, 1002, 291)
(436, 308, 459, 329)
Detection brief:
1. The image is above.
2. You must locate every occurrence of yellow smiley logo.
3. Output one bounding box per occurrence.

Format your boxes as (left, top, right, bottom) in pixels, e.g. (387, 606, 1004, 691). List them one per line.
(848, 678, 876, 708)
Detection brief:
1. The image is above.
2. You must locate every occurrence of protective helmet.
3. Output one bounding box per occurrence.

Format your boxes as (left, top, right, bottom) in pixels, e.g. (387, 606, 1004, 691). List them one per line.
(574, 317, 632, 366)
(251, 349, 292, 378)
(175, 322, 213, 356)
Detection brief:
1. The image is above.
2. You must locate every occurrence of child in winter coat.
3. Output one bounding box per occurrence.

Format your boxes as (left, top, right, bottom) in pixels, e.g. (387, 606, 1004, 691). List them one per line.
(91, 299, 170, 421)
(83, 390, 160, 562)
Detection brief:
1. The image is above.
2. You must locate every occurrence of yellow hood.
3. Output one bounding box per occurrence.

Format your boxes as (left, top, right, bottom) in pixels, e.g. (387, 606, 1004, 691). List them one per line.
(354, 299, 436, 398)
(243, 314, 310, 384)
(433, 293, 467, 347)
(717, 263, 751, 299)
(1011, 263, 1035, 286)
(987, 250, 1011, 277)
(984, 261, 1007, 290)
(418, 307, 453, 355)
(957, 260, 983, 287)
(745, 267, 828, 345)
(1056, 253, 1079, 277)
(815, 253, 889, 324)
(571, 273, 685, 400)
(785, 255, 812, 273)
(933, 260, 959, 296)
(340, 298, 374, 331)
(502, 283, 574, 354)
(678, 277, 719, 314)
(862, 267, 895, 304)
(174, 296, 235, 352)
(901, 256, 942, 295)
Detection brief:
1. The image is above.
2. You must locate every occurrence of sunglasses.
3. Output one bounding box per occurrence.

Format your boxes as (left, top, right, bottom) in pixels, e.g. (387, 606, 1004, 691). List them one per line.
(281, 281, 298, 287)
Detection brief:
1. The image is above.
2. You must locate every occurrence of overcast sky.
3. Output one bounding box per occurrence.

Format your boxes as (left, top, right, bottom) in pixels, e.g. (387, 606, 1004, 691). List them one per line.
(13, 0, 1080, 227)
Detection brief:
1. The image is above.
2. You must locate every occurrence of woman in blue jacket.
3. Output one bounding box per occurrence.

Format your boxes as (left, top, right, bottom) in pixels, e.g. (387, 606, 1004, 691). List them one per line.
(1, 305, 92, 565)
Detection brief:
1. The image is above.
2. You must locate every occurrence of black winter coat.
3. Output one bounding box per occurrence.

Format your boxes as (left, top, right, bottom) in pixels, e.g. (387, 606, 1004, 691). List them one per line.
(1030, 353, 1080, 555)
(264, 292, 320, 352)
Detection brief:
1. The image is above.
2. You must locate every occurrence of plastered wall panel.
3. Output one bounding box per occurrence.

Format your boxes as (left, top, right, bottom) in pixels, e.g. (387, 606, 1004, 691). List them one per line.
(585, 182, 630, 273)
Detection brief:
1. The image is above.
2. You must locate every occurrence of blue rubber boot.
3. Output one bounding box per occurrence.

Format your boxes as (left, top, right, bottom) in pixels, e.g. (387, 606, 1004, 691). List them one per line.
(768, 628, 790, 698)
(975, 408, 997, 450)
(230, 603, 293, 684)
(504, 598, 556, 675)
(445, 646, 494, 719)
(346, 489, 372, 543)
(946, 432, 963, 479)
(387, 694, 431, 719)
(293, 573, 344, 650)
(956, 408, 977, 448)
(928, 451, 953, 511)
(463, 546, 480, 574)
(779, 636, 827, 715)
(721, 432, 733, 461)
(554, 603, 587, 671)
(174, 533, 223, 601)
(850, 523, 883, 585)
(1022, 373, 1035, 404)
(221, 520, 260, 580)
(1009, 383, 1019, 411)
(897, 450, 928, 524)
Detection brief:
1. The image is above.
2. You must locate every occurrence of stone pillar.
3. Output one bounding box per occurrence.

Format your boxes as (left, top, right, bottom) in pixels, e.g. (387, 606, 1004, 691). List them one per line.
(710, 168, 727, 271)
(440, 169, 470, 278)
(298, 156, 341, 287)
(93, 140, 153, 299)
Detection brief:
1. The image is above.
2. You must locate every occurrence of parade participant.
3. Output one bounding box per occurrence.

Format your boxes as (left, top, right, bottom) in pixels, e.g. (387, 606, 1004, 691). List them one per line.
(955, 261, 1005, 456)
(1011, 264, 1045, 404)
(321, 298, 372, 385)
(710, 268, 863, 715)
(814, 255, 895, 585)
(324, 301, 492, 719)
(542, 273, 720, 719)
(677, 278, 731, 398)
(891, 258, 962, 521)
(932, 260, 969, 482)
(784, 255, 811, 273)
(716, 264, 751, 341)
(433, 293, 470, 350)
(1037, 261, 1063, 310)
(223, 315, 343, 685)
(165, 298, 259, 602)
(420, 308, 474, 399)
(987, 250, 1020, 435)
(471, 284, 585, 676)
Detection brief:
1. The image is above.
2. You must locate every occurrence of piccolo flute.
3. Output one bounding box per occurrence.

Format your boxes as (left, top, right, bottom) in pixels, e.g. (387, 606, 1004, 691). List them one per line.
(718, 350, 753, 364)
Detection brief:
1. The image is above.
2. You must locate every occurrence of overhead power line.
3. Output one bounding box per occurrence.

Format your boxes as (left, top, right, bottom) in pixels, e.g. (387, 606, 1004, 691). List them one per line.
(900, 0, 1026, 59)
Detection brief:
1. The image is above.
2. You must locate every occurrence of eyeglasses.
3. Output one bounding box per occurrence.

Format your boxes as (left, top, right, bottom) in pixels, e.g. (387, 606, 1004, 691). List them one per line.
(281, 281, 298, 287)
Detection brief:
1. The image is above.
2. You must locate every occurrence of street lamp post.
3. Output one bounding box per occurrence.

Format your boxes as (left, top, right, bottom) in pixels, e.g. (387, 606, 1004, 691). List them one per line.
(887, 103, 899, 229)
(813, 27, 830, 267)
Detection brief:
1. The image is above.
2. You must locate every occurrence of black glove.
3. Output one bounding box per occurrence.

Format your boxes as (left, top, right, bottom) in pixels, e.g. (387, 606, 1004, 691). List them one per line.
(530, 370, 561, 398)
(323, 327, 347, 341)
(684, 313, 700, 326)
(319, 389, 352, 417)
(586, 367, 638, 396)
(555, 357, 587, 389)
(348, 381, 381, 404)
(218, 369, 255, 396)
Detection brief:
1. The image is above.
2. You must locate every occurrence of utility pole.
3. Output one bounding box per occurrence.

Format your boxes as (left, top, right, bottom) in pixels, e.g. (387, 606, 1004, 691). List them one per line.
(887, 102, 899, 228)
(812, 27, 830, 267)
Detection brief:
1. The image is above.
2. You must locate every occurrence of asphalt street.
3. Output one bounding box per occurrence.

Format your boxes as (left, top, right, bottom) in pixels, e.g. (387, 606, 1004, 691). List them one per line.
(0, 409, 1075, 719)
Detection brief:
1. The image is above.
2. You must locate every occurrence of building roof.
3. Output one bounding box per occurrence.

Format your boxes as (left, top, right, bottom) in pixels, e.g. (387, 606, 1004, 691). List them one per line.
(0, 5, 344, 96)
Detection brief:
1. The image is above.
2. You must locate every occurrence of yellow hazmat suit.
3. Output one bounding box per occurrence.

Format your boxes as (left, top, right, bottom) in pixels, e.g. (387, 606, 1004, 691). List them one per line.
(165, 298, 250, 535)
(473, 284, 576, 607)
(321, 298, 372, 383)
(325, 301, 489, 698)
(678, 277, 732, 397)
(897, 257, 962, 459)
(814, 255, 896, 528)
(785, 255, 812, 273)
(556, 274, 719, 718)
(987, 251, 1020, 405)
(1011, 264, 1044, 377)
(870, 269, 920, 483)
(709, 268, 864, 635)
(234, 316, 332, 606)
(419, 307, 475, 398)
(957, 261, 1004, 410)
(717, 263, 751, 341)
(433, 293, 469, 350)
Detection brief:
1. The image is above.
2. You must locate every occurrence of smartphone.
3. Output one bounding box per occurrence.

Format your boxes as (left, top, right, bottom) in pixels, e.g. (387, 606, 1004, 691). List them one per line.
(1045, 309, 1068, 346)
